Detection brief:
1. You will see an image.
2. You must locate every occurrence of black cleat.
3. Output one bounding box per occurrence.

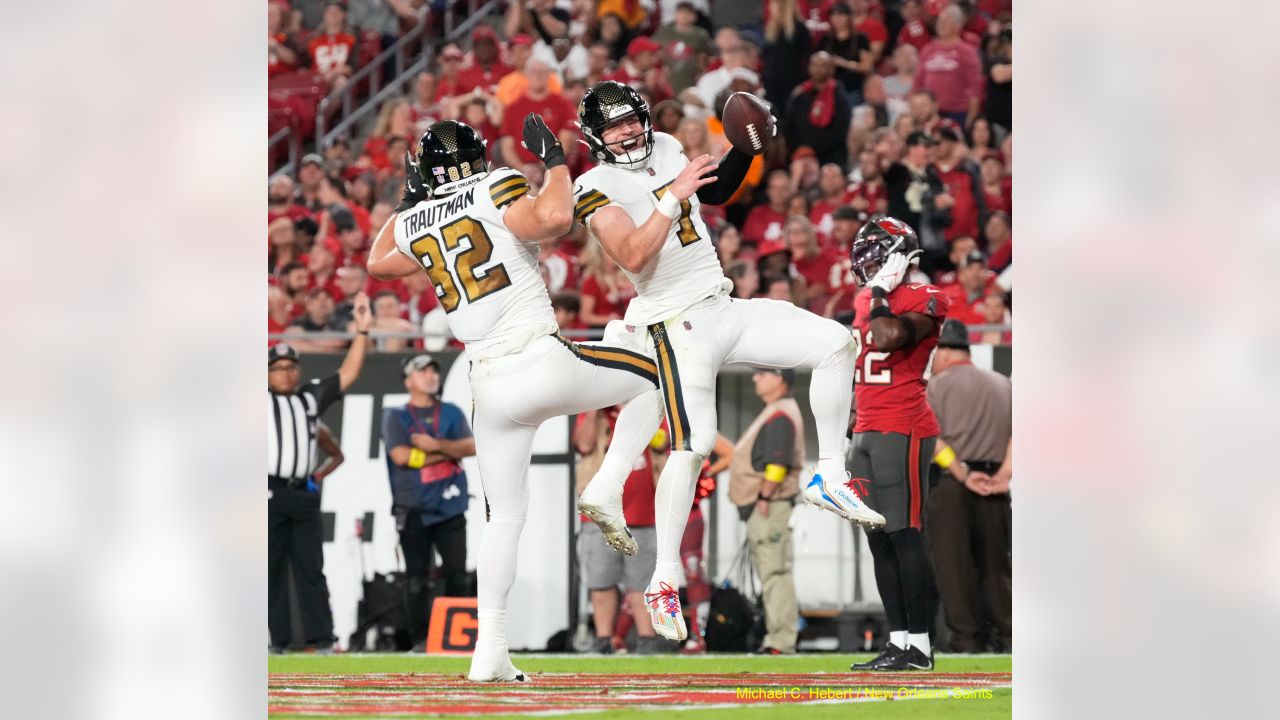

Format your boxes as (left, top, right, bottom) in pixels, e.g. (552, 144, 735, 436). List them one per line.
(901, 645, 934, 670)
(850, 643, 906, 670)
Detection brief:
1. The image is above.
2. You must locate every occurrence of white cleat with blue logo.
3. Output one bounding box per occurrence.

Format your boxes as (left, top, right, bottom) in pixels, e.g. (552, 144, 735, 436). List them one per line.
(802, 463, 886, 529)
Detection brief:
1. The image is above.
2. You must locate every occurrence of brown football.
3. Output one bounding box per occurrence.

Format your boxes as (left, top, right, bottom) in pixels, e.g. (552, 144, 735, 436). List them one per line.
(721, 92, 775, 156)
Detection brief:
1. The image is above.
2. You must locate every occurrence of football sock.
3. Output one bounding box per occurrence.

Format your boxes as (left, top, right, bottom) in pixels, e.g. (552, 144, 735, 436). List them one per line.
(653, 450, 702, 581)
(810, 334, 856, 460)
(590, 390, 664, 498)
(475, 516, 525, 654)
(890, 630, 909, 649)
(474, 608, 508, 658)
(888, 528, 933, 635)
(866, 531, 907, 632)
(908, 632, 931, 656)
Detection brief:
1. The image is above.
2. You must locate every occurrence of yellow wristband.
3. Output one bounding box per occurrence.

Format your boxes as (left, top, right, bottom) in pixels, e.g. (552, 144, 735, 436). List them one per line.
(764, 464, 787, 483)
(649, 428, 668, 450)
(407, 448, 427, 469)
(934, 445, 956, 469)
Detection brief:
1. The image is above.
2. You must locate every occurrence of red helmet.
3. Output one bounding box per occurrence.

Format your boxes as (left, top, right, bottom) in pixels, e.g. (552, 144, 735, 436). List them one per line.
(849, 216, 920, 283)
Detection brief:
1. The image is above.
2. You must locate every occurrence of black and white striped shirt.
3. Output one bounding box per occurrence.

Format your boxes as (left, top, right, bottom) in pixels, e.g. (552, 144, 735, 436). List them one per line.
(268, 374, 343, 480)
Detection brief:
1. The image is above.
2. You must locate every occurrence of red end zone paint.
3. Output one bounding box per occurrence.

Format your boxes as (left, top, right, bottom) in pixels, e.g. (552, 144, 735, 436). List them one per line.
(269, 672, 1012, 716)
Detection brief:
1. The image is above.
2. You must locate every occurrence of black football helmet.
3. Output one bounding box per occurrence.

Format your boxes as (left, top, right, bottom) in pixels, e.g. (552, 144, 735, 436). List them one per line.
(577, 80, 655, 170)
(415, 120, 489, 197)
(849, 216, 921, 284)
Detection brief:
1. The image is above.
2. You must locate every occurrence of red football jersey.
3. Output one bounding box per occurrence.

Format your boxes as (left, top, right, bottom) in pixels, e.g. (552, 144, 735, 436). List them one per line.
(852, 282, 950, 435)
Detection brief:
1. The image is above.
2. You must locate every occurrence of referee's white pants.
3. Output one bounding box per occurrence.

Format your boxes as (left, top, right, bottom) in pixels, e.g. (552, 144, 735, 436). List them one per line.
(467, 332, 659, 628)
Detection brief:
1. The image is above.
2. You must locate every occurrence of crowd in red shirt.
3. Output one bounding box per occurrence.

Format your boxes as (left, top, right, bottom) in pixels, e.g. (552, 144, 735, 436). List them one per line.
(269, 0, 1013, 351)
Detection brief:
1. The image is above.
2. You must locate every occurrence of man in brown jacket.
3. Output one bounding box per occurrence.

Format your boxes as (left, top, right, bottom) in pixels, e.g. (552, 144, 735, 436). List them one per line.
(925, 319, 1012, 652)
(729, 368, 806, 654)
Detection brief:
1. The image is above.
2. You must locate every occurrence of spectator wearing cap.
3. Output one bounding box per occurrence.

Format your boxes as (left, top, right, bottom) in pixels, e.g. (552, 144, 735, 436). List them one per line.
(787, 146, 821, 200)
(296, 154, 328, 213)
(505, 0, 570, 46)
(653, 2, 715, 94)
(763, 0, 812, 116)
(885, 130, 953, 270)
(941, 249, 996, 326)
(367, 290, 417, 351)
(819, 3, 873, 106)
(381, 354, 476, 652)
(932, 118, 986, 242)
(912, 4, 984, 127)
(782, 52, 852, 168)
(495, 34, 564, 107)
(457, 26, 514, 95)
(819, 206, 864, 318)
(729, 367, 806, 654)
(324, 204, 366, 268)
(268, 294, 372, 653)
(497, 56, 576, 169)
(607, 36, 673, 105)
(743, 170, 793, 247)
(926, 319, 1012, 653)
(307, 1, 360, 93)
(983, 211, 1012, 273)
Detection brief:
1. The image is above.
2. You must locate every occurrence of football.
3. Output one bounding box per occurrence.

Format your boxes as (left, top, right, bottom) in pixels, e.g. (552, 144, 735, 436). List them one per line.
(721, 92, 775, 156)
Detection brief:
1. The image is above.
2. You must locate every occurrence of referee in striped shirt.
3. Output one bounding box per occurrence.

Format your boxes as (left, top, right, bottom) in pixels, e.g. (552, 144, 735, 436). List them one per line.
(269, 292, 371, 653)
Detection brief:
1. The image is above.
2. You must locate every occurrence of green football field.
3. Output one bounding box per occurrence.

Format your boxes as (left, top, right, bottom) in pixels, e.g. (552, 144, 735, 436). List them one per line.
(268, 653, 1012, 719)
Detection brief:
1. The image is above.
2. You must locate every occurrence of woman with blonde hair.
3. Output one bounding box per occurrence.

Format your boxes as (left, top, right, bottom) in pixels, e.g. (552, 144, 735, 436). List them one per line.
(361, 97, 415, 173)
(676, 117, 713, 162)
(577, 240, 636, 330)
(763, 0, 811, 109)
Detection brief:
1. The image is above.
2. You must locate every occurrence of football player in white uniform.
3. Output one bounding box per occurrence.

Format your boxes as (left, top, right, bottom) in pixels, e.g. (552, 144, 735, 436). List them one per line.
(368, 116, 661, 682)
(571, 81, 887, 642)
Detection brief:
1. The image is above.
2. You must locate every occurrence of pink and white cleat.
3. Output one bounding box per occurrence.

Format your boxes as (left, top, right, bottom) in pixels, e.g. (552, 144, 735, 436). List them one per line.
(644, 580, 688, 642)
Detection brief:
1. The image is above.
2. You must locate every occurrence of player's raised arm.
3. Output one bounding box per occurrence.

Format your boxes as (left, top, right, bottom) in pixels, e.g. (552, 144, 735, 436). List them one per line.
(863, 254, 936, 352)
(368, 153, 430, 279)
(589, 154, 718, 273)
(503, 113, 574, 243)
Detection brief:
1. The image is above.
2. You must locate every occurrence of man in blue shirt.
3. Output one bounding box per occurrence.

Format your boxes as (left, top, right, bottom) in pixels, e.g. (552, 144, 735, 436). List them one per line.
(382, 354, 476, 651)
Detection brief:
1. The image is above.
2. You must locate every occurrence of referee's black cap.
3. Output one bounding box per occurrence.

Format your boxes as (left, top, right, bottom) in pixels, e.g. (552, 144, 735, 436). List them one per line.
(757, 367, 797, 385)
(269, 343, 299, 366)
(938, 319, 970, 350)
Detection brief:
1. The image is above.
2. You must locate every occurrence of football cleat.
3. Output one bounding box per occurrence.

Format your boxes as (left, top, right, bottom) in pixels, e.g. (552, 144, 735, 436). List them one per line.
(901, 645, 935, 671)
(802, 465, 886, 529)
(851, 643, 908, 671)
(578, 483, 639, 556)
(644, 581, 688, 642)
(467, 654, 529, 683)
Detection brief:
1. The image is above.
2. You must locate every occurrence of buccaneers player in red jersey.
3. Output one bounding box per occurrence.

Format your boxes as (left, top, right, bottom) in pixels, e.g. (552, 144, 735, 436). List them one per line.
(846, 217, 950, 672)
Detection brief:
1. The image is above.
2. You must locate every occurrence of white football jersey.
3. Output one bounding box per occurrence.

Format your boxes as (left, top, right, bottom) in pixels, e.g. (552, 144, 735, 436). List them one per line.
(575, 132, 727, 326)
(394, 168, 557, 357)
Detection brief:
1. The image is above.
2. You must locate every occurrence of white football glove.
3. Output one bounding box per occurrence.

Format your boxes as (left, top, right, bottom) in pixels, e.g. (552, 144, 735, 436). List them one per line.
(865, 253, 909, 295)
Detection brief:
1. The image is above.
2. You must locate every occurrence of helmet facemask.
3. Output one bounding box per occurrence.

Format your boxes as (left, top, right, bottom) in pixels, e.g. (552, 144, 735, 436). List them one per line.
(577, 82, 656, 171)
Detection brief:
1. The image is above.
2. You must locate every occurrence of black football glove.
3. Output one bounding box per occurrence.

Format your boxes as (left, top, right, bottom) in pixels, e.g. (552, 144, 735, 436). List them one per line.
(521, 112, 565, 169)
(396, 152, 431, 212)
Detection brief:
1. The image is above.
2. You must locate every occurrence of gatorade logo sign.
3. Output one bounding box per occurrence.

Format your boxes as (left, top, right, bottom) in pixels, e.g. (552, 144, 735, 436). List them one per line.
(425, 597, 478, 655)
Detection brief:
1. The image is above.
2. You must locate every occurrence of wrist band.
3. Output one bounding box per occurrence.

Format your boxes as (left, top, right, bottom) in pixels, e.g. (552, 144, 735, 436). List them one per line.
(656, 192, 681, 219)
(407, 448, 426, 469)
(933, 445, 956, 469)
(764, 464, 787, 483)
(869, 304, 895, 320)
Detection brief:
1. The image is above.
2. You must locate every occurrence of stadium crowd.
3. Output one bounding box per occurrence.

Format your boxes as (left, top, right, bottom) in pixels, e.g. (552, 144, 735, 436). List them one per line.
(268, 0, 1013, 350)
